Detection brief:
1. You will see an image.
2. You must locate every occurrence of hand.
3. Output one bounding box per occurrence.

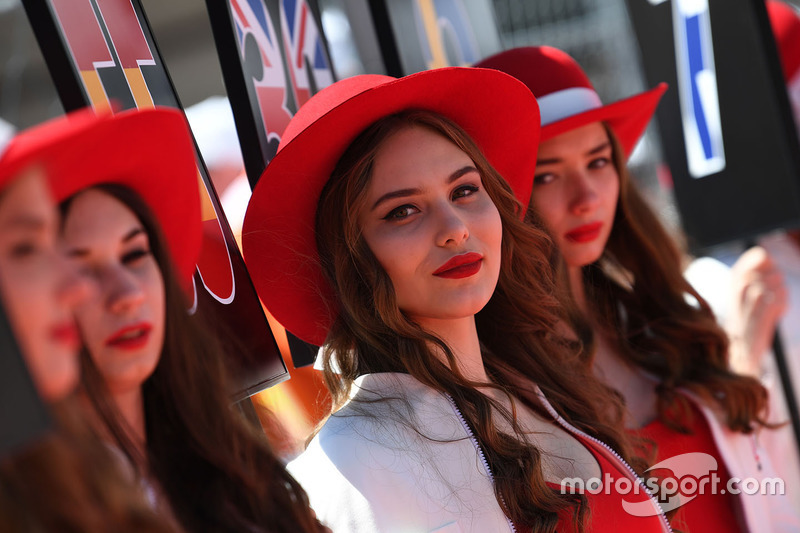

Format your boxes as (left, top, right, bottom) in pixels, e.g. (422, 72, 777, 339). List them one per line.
(726, 246, 788, 376)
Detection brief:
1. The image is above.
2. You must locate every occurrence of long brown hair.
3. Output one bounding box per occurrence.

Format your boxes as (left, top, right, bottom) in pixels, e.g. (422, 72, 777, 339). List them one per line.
(529, 125, 769, 434)
(315, 110, 638, 532)
(62, 184, 325, 533)
(0, 400, 176, 533)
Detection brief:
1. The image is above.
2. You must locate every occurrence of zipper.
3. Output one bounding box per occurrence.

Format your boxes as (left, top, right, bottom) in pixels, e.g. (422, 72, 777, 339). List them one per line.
(446, 390, 673, 533)
(534, 389, 674, 533)
(445, 394, 517, 533)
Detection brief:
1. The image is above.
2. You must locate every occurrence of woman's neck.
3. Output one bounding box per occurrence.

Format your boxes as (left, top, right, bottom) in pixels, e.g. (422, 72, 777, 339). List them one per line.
(567, 264, 658, 427)
(415, 315, 488, 383)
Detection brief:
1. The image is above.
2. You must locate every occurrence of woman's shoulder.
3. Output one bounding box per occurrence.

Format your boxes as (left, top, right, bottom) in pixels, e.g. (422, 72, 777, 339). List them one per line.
(287, 373, 509, 532)
(320, 373, 467, 441)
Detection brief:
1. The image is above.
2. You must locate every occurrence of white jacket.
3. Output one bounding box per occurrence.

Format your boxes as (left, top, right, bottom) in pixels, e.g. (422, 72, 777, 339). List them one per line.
(680, 388, 800, 532)
(288, 373, 671, 533)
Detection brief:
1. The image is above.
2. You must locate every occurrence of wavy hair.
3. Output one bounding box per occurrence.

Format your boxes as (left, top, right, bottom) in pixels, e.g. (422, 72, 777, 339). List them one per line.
(62, 185, 325, 533)
(314, 110, 639, 532)
(527, 125, 769, 435)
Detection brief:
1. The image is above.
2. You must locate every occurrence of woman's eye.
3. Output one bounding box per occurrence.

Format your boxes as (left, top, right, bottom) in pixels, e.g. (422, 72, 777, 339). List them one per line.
(452, 184, 479, 200)
(589, 157, 610, 169)
(9, 241, 37, 258)
(121, 248, 151, 264)
(383, 205, 419, 221)
(533, 173, 555, 186)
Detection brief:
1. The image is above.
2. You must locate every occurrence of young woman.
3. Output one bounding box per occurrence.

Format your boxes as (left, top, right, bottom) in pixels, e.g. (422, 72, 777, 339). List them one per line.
(475, 46, 799, 532)
(56, 107, 326, 533)
(0, 109, 175, 532)
(242, 68, 671, 532)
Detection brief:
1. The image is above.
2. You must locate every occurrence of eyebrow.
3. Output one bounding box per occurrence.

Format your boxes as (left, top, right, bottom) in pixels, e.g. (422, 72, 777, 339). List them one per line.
(4, 215, 47, 231)
(123, 227, 145, 243)
(370, 165, 478, 211)
(67, 226, 146, 257)
(537, 141, 611, 166)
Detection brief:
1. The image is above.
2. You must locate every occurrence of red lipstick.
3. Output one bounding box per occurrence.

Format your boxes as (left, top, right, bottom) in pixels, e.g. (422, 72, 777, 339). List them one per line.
(565, 222, 603, 243)
(105, 323, 152, 350)
(433, 252, 483, 279)
(50, 321, 80, 350)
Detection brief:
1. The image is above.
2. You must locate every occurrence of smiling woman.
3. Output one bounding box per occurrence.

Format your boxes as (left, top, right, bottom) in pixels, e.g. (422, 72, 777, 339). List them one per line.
(359, 125, 502, 332)
(243, 69, 672, 532)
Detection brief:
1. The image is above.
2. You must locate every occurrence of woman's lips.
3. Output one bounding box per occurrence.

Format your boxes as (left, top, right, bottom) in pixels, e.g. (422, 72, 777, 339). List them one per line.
(50, 321, 80, 350)
(105, 323, 152, 350)
(433, 252, 483, 279)
(565, 222, 603, 243)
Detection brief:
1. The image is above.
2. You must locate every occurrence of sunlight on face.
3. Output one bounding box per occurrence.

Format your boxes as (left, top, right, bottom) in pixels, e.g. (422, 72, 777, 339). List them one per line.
(62, 190, 166, 396)
(531, 122, 620, 269)
(358, 125, 502, 329)
(0, 167, 90, 401)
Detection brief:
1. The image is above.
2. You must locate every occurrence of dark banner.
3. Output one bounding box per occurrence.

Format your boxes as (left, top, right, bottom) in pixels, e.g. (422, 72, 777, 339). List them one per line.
(625, 0, 800, 250)
(206, 0, 335, 366)
(22, 0, 288, 399)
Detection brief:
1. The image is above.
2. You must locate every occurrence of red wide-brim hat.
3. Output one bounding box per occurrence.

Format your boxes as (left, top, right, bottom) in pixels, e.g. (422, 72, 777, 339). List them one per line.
(475, 46, 667, 157)
(0, 107, 202, 286)
(768, 0, 800, 82)
(243, 67, 541, 346)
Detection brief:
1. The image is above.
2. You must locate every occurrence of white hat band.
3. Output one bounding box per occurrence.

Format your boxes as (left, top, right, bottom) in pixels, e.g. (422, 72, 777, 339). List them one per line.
(538, 87, 603, 126)
(0, 118, 15, 159)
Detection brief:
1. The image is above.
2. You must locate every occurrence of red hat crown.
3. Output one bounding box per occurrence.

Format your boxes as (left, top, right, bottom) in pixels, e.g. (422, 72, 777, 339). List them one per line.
(277, 75, 393, 154)
(243, 67, 541, 345)
(0, 107, 202, 288)
(475, 46, 667, 157)
(475, 46, 605, 128)
(768, 0, 800, 82)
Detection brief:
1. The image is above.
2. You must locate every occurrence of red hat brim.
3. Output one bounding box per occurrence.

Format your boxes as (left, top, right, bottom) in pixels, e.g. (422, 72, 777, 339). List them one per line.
(542, 83, 668, 157)
(1, 107, 202, 286)
(243, 67, 541, 346)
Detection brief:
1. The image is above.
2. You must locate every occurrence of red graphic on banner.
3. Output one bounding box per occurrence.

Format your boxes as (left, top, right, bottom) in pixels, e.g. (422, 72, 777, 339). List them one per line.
(50, 0, 114, 71)
(94, 0, 154, 69)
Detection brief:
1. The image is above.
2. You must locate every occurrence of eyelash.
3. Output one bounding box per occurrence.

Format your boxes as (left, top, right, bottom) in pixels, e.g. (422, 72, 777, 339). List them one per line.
(382, 205, 417, 220)
(381, 184, 481, 221)
(122, 248, 151, 264)
(533, 157, 611, 185)
(453, 184, 479, 199)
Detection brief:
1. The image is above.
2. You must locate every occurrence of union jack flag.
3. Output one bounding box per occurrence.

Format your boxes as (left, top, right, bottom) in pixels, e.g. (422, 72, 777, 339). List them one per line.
(229, 0, 333, 161)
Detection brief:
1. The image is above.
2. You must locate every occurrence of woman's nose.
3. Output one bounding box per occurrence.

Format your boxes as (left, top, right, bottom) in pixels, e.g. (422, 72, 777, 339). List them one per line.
(568, 172, 600, 216)
(103, 266, 146, 314)
(55, 253, 95, 310)
(434, 204, 470, 247)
